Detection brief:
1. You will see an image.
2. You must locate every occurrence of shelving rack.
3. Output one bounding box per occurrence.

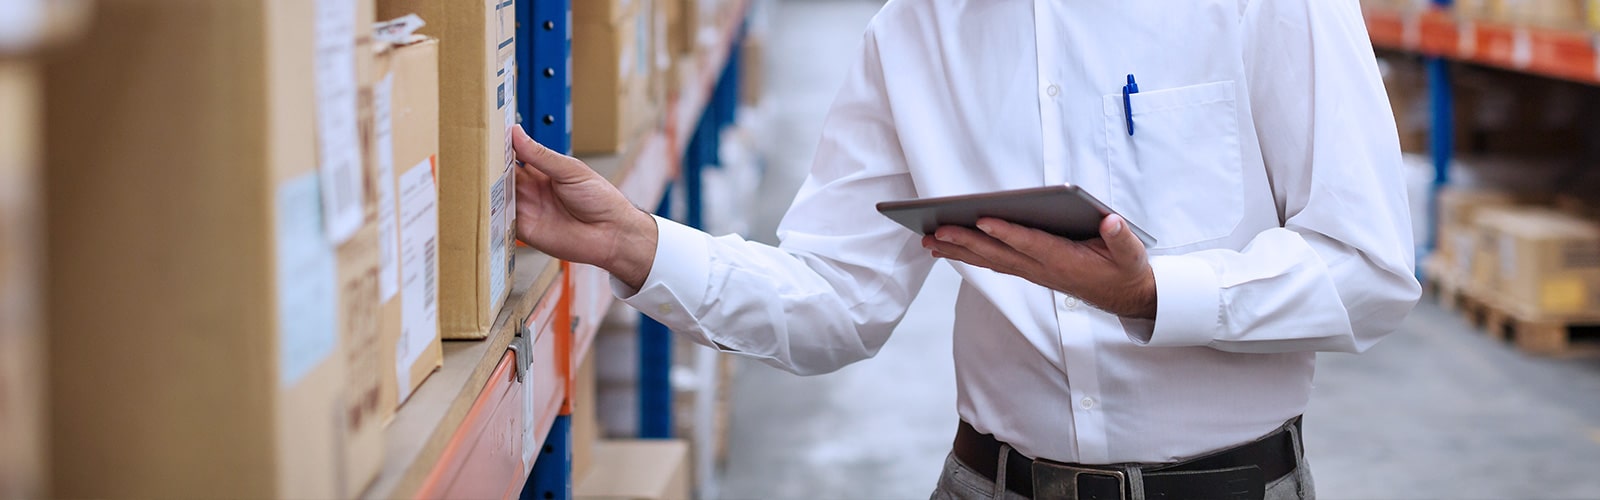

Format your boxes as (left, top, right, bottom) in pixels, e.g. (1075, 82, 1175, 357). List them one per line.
(358, 1, 751, 498)
(1362, 0, 1600, 255)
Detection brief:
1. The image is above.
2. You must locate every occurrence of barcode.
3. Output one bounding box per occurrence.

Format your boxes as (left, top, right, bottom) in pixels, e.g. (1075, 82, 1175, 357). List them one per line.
(423, 237, 437, 307)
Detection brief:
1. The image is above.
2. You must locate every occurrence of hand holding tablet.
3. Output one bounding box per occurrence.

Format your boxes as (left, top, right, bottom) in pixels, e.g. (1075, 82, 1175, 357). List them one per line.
(875, 184, 1156, 247)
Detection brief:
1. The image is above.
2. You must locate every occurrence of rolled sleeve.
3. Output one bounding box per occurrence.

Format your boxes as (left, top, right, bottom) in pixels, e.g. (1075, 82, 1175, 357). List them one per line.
(1142, 255, 1222, 347)
(611, 215, 712, 332)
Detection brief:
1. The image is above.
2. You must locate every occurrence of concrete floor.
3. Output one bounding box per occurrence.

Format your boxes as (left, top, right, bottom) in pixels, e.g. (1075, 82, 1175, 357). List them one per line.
(718, 1, 1600, 498)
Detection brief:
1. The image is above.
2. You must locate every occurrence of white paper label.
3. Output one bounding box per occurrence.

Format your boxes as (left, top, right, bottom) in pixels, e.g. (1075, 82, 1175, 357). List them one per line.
(502, 56, 517, 129)
(490, 54, 517, 309)
(396, 159, 439, 402)
(375, 74, 399, 302)
(275, 173, 340, 388)
(314, 0, 365, 245)
(373, 14, 426, 45)
(488, 166, 513, 307)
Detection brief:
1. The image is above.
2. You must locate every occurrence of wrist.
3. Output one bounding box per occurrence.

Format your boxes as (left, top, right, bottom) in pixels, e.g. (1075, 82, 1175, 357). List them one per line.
(1133, 269, 1158, 320)
(605, 209, 659, 290)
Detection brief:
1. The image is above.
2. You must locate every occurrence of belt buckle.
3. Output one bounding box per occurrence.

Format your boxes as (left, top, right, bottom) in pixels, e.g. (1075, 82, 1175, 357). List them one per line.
(1030, 460, 1127, 500)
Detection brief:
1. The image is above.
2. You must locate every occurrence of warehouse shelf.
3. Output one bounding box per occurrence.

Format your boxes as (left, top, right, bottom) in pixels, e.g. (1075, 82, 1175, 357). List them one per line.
(359, 1, 750, 498)
(361, 252, 563, 499)
(577, 0, 751, 370)
(1366, 7, 1600, 85)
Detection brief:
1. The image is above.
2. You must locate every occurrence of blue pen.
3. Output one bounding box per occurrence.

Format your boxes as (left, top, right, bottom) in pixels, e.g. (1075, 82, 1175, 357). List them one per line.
(1122, 74, 1138, 136)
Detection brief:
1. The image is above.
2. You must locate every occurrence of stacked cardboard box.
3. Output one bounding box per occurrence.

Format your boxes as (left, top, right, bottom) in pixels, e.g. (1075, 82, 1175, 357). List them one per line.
(575, 0, 661, 154)
(1473, 208, 1600, 317)
(1459, 0, 1591, 31)
(573, 349, 601, 481)
(368, 23, 445, 420)
(0, 57, 42, 500)
(43, 0, 382, 496)
(1436, 187, 1527, 283)
(577, 440, 692, 500)
(2, 2, 90, 495)
(379, 0, 518, 340)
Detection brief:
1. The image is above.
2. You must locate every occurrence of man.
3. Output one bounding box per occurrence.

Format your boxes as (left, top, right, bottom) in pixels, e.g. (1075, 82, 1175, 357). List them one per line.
(513, 0, 1420, 498)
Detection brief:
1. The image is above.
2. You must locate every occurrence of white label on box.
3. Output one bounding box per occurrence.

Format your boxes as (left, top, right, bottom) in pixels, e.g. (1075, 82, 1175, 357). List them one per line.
(502, 56, 517, 129)
(489, 54, 518, 310)
(275, 173, 340, 388)
(375, 74, 400, 302)
(314, 0, 365, 245)
(488, 165, 513, 307)
(396, 159, 439, 401)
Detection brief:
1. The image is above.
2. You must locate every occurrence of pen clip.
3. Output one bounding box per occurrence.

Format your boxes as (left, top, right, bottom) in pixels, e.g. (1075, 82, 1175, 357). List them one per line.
(1122, 74, 1138, 136)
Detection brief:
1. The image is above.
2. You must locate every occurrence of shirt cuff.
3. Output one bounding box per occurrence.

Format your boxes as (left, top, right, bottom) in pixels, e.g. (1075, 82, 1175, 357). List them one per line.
(610, 215, 712, 331)
(1139, 255, 1222, 347)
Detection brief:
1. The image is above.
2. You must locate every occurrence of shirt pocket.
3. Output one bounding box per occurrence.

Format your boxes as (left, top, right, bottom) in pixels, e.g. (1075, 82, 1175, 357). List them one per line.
(1102, 80, 1243, 250)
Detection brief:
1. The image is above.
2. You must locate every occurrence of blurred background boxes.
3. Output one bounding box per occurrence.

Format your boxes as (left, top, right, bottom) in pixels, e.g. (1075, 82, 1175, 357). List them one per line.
(0, 56, 42, 500)
(378, 0, 516, 340)
(42, 0, 380, 496)
(574, 0, 660, 155)
(1474, 208, 1600, 317)
(576, 440, 691, 500)
(1, 2, 90, 495)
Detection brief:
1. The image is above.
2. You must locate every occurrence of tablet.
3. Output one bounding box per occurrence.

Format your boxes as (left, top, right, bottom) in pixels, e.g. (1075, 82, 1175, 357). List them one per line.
(875, 184, 1157, 247)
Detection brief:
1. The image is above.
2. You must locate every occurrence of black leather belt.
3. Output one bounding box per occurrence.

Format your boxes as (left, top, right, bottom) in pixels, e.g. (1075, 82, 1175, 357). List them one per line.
(952, 418, 1300, 500)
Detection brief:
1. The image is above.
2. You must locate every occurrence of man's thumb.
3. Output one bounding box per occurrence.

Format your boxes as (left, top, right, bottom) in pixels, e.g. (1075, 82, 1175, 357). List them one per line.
(513, 126, 592, 184)
(1100, 215, 1146, 265)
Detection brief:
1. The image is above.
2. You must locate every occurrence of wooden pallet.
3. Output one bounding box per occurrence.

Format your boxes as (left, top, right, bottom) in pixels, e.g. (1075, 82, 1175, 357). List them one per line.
(1422, 257, 1600, 355)
(1474, 293, 1600, 356)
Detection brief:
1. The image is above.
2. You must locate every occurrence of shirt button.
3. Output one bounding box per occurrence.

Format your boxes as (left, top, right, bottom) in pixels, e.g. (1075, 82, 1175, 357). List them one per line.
(1080, 397, 1096, 409)
(1061, 296, 1078, 309)
(658, 304, 673, 315)
(1045, 84, 1060, 97)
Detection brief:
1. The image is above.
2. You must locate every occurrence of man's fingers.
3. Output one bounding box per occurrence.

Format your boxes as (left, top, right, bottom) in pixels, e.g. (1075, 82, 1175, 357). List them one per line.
(931, 226, 1037, 274)
(976, 218, 1059, 257)
(512, 126, 593, 184)
(1099, 215, 1147, 268)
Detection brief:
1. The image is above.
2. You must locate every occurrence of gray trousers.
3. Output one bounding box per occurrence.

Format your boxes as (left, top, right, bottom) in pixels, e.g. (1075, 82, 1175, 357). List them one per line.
(930, 424, 1316, 500)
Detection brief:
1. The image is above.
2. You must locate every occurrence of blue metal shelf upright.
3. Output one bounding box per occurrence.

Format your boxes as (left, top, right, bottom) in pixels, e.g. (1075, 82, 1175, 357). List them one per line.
(518, 0, 573, 498)
(639, 18, 750, 441)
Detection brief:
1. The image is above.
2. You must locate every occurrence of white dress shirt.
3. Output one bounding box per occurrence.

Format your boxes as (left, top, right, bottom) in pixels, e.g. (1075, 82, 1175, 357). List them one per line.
(616, 0, 1421, 465)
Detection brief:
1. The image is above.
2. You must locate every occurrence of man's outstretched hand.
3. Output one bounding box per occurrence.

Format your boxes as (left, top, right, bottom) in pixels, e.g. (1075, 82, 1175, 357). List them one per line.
(923, 215, 1157, 320)
(511, 126, 658, 290)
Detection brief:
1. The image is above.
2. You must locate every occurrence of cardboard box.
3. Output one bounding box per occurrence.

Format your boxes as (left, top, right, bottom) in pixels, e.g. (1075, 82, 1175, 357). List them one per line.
(1502, 0, 1587, 30)
(339, 17, 390, 494)
(577, 0, 640, 24)
(370, 33, 444, 419)
(1476, 208, 1600, 316)
(664, 0, 689, 57)
(379, 0, 518, 339)
(577, 440, 691, 500)
(574, 0, 659, 154)
(0, 59, 43, 500)
(337, 223, 385, 497)
(43, 0, 375, 496)
(573, 349, 600, 481)
(1436, 187, 1530, 280)
(739, 33, 764, 106)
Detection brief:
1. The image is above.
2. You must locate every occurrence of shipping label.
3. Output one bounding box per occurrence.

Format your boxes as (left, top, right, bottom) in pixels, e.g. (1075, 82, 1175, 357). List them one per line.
(488, 165, 513, 309)
(396, 158, 439, 400)
(314, 0, 365, 244)
(275, 173, 339, 388)
(375, 73, 399, 302)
